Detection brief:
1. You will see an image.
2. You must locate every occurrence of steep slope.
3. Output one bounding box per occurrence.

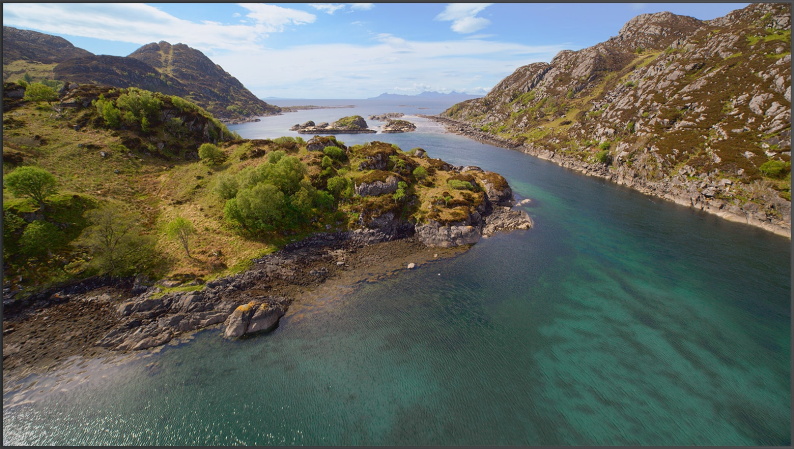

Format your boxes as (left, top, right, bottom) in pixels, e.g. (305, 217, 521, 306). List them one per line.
(127, 41, 280, 120)
(2, 26, 93, 64)
(442, 3, 791, 236)
(53, 55, 187, 96)
(2, 26, 93, 83)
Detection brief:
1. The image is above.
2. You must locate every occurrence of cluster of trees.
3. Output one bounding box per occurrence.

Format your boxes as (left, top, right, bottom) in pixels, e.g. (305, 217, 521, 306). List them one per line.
(93, 88, 163, 131)
(216, 150, 335, 232)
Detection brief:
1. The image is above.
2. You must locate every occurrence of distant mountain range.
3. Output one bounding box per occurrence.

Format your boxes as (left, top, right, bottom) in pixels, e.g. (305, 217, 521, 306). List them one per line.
(368, 91, 484, 100)
(2, 26, 280, 120)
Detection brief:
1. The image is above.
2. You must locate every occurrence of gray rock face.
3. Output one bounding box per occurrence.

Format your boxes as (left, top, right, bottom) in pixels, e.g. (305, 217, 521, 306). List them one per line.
(481, 207, 532, 236)
(415, 223, 482, 248)
(355, 175, 399, 197)
(306, 136, 346, 152)
(381, 119, 417, 133)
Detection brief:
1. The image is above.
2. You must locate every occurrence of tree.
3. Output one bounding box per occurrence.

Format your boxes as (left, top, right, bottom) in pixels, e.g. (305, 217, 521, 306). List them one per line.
(413, 166, 427, 180)
(166, 216, 195, 258)
(19, 220, 63, 258)
(23, 82, 58, 104)
(4, 166, 58, 206)
(75, 205, 156, 275)
(198, 143, 226, 165)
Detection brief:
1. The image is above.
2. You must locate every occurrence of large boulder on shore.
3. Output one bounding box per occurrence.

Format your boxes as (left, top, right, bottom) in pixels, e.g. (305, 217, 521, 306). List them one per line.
(223, 300, 287, 338)
(475, 172, 515, 207)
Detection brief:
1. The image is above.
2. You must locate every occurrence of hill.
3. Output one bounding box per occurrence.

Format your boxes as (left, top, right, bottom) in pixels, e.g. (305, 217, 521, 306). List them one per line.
(439, 3, 791, 236)
(2, 26, 93, 83)
(370, 91, 483, 100)
(3, 82, 527, 300)
(127, 41, 280, 120)
(2, 27, 280, 121)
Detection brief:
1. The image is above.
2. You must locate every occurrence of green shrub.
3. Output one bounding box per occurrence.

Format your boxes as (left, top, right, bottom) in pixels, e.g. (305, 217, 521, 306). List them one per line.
(267, 150, 286, 165)
(198, 143, 226, 165)
(447, 179, 473, 190)
(20, 220, 63, 258)
(393, 181, 408, 202)
(323, 146, 345, 160)
(214, 173, 239, 200)
(413, 166, 428, 180)
(23, 82, 58, 103)
(321, 155, 333, 169)
(759, 160, 791, 178)
(326, 176, 351, 198)
(594, 150, 611, 165)
(598, 141, 611, 151)
(626, 121, 635, 133)
(4, 166, 58, 206)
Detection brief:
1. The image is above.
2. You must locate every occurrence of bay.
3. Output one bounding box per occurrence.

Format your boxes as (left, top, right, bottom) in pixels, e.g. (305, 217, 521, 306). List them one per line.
(3, 98, 790, 446)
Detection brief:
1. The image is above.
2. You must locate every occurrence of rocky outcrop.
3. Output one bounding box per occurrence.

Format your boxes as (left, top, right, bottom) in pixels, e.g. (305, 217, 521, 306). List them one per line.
(482, 207, 532, 236)
(441, 2, 791, 237)
(355, 175, 399, 196)
(369, 112, 404, 121)
(293, 115, 376, 134)
(415, 223, 482, 247)
(306, 135, 347, 152)
(381, 119, 417, 133)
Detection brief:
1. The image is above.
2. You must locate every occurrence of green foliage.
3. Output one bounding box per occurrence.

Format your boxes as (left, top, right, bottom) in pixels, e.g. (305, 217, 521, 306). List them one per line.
(75, 205, 157, 276)
(447, 179, 473, 190)
(598, 141, 611, 151)
(393, 181, 408, 202)
(323, 146, 345, 161)
(635, 46, 644, 54)
(413, 166, 428, 180)
(594, 150, 611, 165)
(4, 166, 58, 206)
(198, 143, 226, 165)
(326, 176, 352, 198)
(166, 216, 195, 258)
(626, 121, 635, 133)
(116, 88, 163, 129)
(2, 211, 26, 259)
(20, 220, 63, 258)
(94, 95, 122, 128)
(23, 82, 58, 103)
(23, 72, 33, 84)
(759, 160, 791, 178)
(214, 172, 239, 200)
(321, 155, 333, 169)
(267, 150, 286, 165)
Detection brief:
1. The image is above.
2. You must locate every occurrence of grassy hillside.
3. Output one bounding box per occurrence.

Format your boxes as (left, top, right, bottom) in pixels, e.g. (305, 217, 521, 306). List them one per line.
(3, 83, 497, 297)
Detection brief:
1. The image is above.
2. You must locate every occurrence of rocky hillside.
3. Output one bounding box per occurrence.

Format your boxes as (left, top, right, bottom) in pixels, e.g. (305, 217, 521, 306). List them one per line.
(442, 3, 791, 236)
(127, 41, 280, 121)
(2, 26, 92, 65)
(3, 27, 280, 121)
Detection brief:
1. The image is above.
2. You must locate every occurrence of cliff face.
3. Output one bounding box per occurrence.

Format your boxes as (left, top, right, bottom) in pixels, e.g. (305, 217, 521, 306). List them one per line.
(443, 3, 791, 235)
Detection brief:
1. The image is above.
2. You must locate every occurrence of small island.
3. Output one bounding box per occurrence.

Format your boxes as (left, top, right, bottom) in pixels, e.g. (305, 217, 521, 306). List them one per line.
(290, 115, 376, 134)
(369, 112, 404, 121)
(381, 119, 417, 133)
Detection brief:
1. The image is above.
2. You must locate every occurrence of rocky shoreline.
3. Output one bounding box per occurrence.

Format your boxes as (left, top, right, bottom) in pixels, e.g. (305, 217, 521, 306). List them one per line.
(421, 115, 791, 238)
(3, 204, 531, 383)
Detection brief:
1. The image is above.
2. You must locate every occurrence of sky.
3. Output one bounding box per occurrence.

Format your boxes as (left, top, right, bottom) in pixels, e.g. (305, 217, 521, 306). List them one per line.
(3, 3, 748, 99)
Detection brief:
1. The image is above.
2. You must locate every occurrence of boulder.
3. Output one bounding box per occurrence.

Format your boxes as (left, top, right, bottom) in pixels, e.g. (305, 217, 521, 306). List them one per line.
(306, 136, 346, 152)
(476, 172, 515, 206)
(224, 302, 256, 338)
(246, 304, 286, 334)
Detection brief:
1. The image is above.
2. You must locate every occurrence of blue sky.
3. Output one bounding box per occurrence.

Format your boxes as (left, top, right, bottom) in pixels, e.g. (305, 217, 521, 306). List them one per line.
(3, 3, 747, 98)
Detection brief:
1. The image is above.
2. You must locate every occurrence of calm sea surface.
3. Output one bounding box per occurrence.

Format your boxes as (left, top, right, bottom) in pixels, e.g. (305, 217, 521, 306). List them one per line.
(3, 98, 790, 445)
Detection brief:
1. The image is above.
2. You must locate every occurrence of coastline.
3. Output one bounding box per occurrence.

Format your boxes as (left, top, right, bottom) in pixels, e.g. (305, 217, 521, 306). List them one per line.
(420, 114, 792, 238)
(2, 235, 468, 387)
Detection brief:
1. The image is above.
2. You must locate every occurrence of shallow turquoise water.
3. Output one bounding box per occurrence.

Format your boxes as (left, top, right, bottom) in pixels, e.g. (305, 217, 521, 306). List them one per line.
(3, 101, 790, 445)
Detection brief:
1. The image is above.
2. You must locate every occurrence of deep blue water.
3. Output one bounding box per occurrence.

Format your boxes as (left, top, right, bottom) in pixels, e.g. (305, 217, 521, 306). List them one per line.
(3, 99, 790, 445)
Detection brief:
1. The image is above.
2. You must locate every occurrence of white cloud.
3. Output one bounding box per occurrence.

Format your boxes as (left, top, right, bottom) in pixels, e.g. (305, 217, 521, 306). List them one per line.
(629, 3, 648, 11)
(212, 35, 566, 98)
(2, 3, 316, 52)
(240, 4, 316, 31)
(232, 12, 240, 18)
(310, 3, 374, 14)
(435, 3, 492, 34)
(309, 4, 346, 15)
(351, 21, 363, 26)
